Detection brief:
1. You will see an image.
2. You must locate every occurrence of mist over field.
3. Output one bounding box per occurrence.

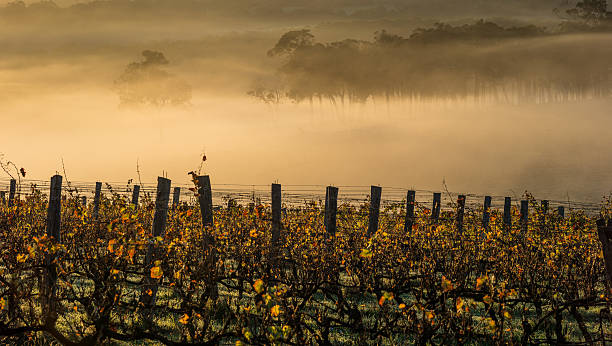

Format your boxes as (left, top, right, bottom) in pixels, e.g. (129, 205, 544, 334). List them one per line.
(1, 0, 611, 201)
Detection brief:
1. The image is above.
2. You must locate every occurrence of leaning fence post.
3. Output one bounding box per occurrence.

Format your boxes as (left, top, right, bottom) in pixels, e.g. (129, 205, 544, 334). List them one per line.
(324, 186, 338, 235)
(368, 186, 382, 235)
(520, 200, 529, 231)
(503, 197, 512, 227)
(271, 184, 281, 245)
(404, 190, 416, 233)
(172, 187, 181, 209)
(432, 192, 441, 221)
(8, 179, 16, 207)
(131, 185, 140, 207)
(141, 177, 171, 307)
(93, 182, 102, 220)
(456, 195, 466, 233)
(482, 196, 492, 229)
(595, 220, 612, 287)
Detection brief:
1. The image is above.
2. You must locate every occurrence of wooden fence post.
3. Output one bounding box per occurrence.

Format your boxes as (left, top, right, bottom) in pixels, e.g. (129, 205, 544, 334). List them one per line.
(432, 192, 441, 221)
(503, 197, 512, 227)
(43, 175, 62, 323)
(520, 200, 529, 231)
(540, 200, 549, 229)
(80, 196, 86, 207)
(404, 190, 416, 233)
(196, 176, 219, 300)
(131, 185, 140, 207)
(541, 200, 549, 214)
(141, 177, 171, 307)
(456, 195, 466, 233)
(172, 187, 181, 209)
(595, 220, 612, 287)
(324, 186, 338, 235)
(557, 206, 565, 218)
(93, 182, 102, 220)
(8, 179, 16, 207)
(368, 186, 382, 235)
(197, 176, 214, 228)
(0, 191, 5, 204)
(46, 175, 62, 242)
(482, 196, 492, 229)
(271, 184, 281, 245)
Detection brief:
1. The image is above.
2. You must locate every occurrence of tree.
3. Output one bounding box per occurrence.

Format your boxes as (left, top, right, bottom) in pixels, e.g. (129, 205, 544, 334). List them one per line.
(267, 29, 314, 57)
(114, 50, 192, 107)
(565, 0, 610, 25)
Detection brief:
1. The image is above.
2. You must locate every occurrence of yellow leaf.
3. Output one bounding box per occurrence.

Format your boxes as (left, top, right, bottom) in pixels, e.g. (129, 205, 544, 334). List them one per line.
(107, 239, 117, 253)
(483, 295, 493, 305)
(270, 304, 281, 317)
(476, 276, 486, 290)
(503, 310, 512, 319)
(179, 313, 189, 325)
(378, 295, 386, 306)
(441, 276, 453, 293)
(150, 266, 163, 279)
(399, 303, 406, 309)
(360, 248, 372, 258)
(17, 254, 27, 263)
(253, 279, 264, 294)
(456, 297, 464, 312)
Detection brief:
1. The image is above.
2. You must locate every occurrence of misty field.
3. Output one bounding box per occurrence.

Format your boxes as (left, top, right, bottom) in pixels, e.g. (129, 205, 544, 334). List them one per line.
(2, 0, 612, 345)
(0, 177, 611, 345)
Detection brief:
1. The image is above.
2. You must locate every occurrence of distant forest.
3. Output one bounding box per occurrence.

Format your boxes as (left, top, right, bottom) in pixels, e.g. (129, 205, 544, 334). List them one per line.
(251, 1, 612, 104)
(0, 0, 580, 19)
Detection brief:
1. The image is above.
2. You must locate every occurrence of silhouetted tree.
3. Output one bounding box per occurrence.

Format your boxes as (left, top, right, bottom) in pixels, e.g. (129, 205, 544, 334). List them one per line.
(566, 0, 610, 24)
(114, 50, 192, 107)
(267, 29, 314, 56)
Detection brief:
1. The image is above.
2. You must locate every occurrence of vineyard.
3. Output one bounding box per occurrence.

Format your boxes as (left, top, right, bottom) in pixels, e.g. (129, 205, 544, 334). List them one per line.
(0, 175, 611, 345)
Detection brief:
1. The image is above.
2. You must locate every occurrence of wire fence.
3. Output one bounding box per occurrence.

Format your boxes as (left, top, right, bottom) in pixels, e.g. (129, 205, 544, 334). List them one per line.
(0, 177, 603, 213)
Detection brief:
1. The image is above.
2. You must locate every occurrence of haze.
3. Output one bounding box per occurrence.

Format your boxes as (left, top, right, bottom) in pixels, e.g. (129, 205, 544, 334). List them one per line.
(1, 0, 611, 202)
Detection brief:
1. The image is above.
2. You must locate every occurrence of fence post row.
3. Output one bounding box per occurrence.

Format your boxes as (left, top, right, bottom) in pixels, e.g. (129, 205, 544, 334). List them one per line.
(368, 186, 382, 235)
(404, 190, 416, 233)
(131, 185, 140, 207)
(520, 200, 529, 230)
(8, 179, 16, 207)
(93, 182, 102, 220)
(432, 192, 441, 221)
(141, 177, 171, 307)
(456, 195, 466, 233)
(271, 183, 281, 246)
(324, 186, 338, 235)
(482, 196, 492, 229)
(172, 187, 181, 209)
(503, 197, 511, 227)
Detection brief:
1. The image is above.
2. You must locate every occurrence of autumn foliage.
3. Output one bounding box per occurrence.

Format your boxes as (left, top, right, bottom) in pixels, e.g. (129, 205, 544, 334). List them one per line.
(0, 187, 611, 344)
